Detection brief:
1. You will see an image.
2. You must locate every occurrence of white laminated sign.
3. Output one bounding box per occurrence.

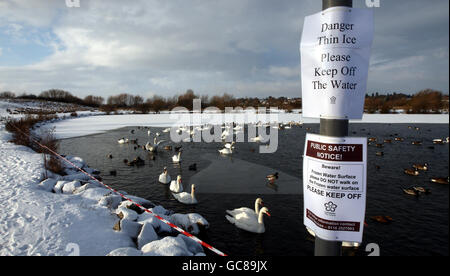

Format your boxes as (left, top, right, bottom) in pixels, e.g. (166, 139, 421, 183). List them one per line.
(303, 133, 367, 242)
(300, 7, 374, 119)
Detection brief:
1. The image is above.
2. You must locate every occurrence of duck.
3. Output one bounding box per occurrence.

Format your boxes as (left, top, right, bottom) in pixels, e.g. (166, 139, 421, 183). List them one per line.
(430, 177, 449, 184)
(403, 188, 419, 196)
(394, 137, 404, 142)
(226, 207, 270, 234)
(172, 184, 197, 205)
(158, 167, 171, 184)
(162, 127, 171, 133)
(172, 151, 182, 163)
(375, 152, 384, 156)
(370, 216, 393, 224)
(433, 139, 444, 144)
(404, 168, 419, 176)
(413, 163, 428, 171)
(163, 145, 172, 151)
(188, 163, 197, 171)
(266, 172, 279, 182)
(226, 198, 264, 221)
(169, 175, 183, 193)
(413, 187, 431, 194)
(411, 141, 422, 145)
(118, 138, 129, 144)
(128, 157, 145, 167)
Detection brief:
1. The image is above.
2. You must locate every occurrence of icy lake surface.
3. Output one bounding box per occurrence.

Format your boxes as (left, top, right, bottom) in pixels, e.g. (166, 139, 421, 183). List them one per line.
(59, 123, 449, 256)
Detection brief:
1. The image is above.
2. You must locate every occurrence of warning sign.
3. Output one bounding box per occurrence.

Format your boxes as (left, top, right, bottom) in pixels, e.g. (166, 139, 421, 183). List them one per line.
(300, 7, 374, 119)
(303, 133, 367, 242)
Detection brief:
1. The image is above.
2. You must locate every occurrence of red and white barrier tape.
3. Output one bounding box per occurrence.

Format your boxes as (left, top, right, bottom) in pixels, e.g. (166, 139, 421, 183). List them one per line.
(9, 123, 227, 256)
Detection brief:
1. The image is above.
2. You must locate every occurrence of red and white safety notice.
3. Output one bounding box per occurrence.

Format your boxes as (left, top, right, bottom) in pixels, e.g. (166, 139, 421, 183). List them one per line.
(303, 133, 367, 243)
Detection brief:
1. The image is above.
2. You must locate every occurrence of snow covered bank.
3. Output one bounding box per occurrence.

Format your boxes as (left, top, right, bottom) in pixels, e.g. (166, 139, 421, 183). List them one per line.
(43, 113, 449, 140)
(0, 101, 211, 256)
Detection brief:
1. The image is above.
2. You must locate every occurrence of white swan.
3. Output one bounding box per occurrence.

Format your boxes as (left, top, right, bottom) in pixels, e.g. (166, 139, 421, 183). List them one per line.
(173, 184, 197, 205)
(145, 137, 165, 152)
(158, 167, 171, 184)
(226, 198, 263, 221)
(226, 207, 270, 233)
(172, 151, 182, 163)
(250, 135, 263, 142)
(170, 175, 183, 193)
(118, 138, 129, 144)
(219, 142, 235, 155)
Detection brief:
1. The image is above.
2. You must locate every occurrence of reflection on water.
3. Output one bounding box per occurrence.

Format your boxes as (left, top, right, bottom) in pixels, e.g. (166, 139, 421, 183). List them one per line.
(59, 123, 449, 256)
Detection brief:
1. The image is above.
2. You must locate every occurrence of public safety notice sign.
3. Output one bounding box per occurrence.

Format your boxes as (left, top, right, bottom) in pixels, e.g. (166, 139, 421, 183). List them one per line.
(303, 133, 367, 242)
(300, 7, 374, 119)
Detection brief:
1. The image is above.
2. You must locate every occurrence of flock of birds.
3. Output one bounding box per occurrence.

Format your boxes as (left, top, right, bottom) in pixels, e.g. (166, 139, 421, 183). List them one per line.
(111, 123, 448, 238)
(367, 126, 449, 197)
(113, 123, 293, 233)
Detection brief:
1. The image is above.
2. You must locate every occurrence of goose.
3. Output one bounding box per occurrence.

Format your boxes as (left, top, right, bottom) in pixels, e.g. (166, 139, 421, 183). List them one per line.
(226, 198, 264, 221)
(173, 184, 197, 205)
(226, 207, 270, 234)
(413, 163, 428, 171)
(118, 138, 129, 144)
(404, 168, 419, 176)
(158, 167, 171, 184)
(172, 151, 182, 163)
(266, 172, 279, 182)
(169, 175, 183, 193)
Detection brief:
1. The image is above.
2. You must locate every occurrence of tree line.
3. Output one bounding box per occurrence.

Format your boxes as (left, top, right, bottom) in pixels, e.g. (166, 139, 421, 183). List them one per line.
(1, 88, 448, 114)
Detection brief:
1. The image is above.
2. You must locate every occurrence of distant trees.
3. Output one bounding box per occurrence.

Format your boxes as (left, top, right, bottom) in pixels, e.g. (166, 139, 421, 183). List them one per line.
(83, 95, 104, 107)
(1, 88, 448, 114)
(0, 91, 15, 98)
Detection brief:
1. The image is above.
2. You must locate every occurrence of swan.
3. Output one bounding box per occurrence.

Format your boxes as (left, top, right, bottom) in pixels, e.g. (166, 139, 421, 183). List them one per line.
(250, 135, 263, 142)
(225, 198, 264, 221)
(219, 142, 235, 155)
(145, 137, 165, 152)
(118, 138, 129, 144)
(158, 167, 171, 184)
(172, 151, 182, 163)
(226, 207, 270, 234)
(173, 184, 197, 205)
(170, 175, 183, 193)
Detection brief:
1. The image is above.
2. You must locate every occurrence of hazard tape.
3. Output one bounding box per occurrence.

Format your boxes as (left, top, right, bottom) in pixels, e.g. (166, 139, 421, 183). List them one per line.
(9, 123, 227, 256)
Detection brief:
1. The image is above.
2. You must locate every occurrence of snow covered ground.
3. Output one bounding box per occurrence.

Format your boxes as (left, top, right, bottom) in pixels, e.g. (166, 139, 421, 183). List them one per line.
(42, 112, 449, 140)
(0, 100, 210, 256)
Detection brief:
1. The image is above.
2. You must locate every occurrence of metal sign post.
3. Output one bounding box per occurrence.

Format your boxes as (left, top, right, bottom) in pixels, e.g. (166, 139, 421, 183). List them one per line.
(314, 0, 353, 257)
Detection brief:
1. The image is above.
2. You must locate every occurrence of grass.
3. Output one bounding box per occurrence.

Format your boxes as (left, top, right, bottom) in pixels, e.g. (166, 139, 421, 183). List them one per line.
(5, 114, 64, 175)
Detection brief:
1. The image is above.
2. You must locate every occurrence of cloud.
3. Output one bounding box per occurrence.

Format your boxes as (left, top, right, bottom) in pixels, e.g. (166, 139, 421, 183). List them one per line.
(0, 0, 448, 98)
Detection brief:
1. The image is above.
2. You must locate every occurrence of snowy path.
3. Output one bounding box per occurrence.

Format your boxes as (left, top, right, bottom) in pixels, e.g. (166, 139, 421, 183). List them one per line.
(0, 125, 134, 255)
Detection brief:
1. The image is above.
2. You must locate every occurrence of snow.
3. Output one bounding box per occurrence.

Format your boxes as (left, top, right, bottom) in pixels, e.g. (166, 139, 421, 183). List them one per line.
(0, 99, 448, 256)
(42, 113, 449, 140)
(0, 100, 209, 256)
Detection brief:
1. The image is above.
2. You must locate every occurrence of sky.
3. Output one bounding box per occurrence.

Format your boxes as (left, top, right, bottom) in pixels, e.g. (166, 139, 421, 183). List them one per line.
(0, 0, 448, 99)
